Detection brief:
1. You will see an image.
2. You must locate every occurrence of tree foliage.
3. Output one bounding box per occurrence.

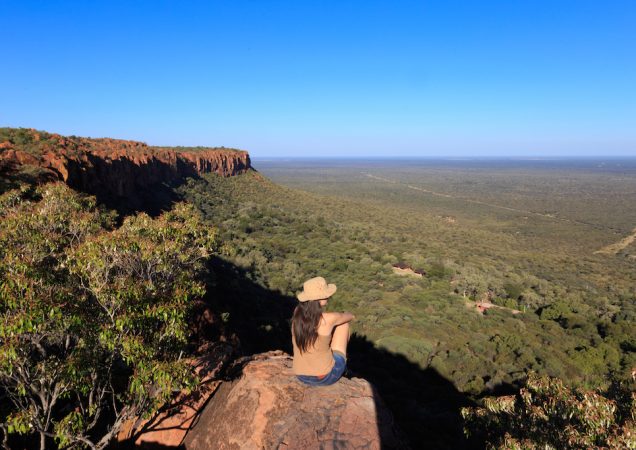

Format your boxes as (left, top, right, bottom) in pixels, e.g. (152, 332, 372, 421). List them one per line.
(462, 372, 636, 449)
(0, 183, 217, 449)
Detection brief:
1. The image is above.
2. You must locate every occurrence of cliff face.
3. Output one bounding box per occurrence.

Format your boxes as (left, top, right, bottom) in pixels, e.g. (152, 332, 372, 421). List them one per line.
(0, 128, 251, 215)
(59, 147, 251, 198)
(0, 129, 251, 202)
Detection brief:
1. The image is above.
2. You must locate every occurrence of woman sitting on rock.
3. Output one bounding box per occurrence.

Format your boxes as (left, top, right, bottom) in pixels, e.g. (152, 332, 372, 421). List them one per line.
(292, 276, 355, 386)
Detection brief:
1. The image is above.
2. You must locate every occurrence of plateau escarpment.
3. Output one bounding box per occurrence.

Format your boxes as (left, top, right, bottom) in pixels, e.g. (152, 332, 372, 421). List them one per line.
(0, 128, 251, 212)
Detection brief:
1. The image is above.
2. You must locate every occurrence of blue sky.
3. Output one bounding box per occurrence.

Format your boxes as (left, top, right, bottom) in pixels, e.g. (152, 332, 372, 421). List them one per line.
(1, 1, 635, 157)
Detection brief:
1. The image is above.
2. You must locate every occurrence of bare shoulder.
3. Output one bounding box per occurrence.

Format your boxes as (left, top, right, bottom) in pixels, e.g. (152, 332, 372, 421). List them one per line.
(317, 312, 336, 335)
(321, 312, 339, 326)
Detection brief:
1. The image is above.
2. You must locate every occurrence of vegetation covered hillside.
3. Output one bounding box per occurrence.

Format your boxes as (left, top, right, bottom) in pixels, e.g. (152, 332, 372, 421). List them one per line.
(0, 182, 218, 449)
(181, 170, 635, 389)
(179, 168, 635, 446)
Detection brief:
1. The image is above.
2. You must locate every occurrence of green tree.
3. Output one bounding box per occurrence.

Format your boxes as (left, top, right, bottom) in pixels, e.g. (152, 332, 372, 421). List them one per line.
(0, 183, 217, 449)
(462, 372, 636, 449)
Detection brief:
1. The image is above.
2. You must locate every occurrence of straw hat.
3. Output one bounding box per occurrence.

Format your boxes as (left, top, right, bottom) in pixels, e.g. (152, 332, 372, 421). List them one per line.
(297, 276, 337, 302)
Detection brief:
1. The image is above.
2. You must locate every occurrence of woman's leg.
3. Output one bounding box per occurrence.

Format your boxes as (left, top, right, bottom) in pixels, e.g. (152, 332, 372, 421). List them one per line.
(330, 322, 350, 357)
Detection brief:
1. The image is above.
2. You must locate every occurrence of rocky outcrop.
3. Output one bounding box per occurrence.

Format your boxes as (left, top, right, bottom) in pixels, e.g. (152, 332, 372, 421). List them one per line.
(58, 146, 250, 198)
(0, 128, 251, 206)
(183, 351, 407, 450)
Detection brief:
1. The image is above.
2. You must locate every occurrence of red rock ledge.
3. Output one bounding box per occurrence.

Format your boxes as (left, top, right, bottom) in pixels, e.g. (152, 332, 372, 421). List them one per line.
(183, 351, 407, 450)
(0, 130, 251, 198)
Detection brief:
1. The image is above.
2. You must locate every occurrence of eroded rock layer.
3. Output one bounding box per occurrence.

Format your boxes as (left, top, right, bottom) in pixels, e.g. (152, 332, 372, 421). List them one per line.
(0, 128, 251, 201)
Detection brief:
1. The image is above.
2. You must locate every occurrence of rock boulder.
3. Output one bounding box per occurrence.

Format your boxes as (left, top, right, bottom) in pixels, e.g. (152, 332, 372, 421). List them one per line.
(183, 351, 407, 450)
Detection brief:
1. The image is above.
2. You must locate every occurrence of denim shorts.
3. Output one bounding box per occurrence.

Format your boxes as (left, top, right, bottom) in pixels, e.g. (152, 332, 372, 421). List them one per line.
(296, 351, 347, 386)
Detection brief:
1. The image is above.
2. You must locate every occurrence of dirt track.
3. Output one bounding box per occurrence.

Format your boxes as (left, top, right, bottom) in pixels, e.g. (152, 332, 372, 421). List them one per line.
(594, 226, 636, 255)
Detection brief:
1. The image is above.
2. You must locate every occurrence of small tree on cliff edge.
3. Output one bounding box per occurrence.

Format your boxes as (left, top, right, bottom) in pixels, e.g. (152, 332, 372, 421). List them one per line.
(0, 183, 218, 450)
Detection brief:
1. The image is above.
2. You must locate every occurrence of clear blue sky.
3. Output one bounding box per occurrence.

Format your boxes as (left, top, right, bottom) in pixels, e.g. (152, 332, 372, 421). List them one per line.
(1, 1, 635, 157)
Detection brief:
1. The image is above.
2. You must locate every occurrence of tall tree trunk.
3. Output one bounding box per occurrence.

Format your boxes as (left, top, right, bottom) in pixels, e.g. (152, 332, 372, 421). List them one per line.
(39, 431, 46, 450)
(1, 424, 10, 450)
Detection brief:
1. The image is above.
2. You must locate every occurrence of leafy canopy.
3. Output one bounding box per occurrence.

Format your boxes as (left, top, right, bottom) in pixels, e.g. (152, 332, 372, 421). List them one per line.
(462, 372, 636, 449)
(0, 183, 217, 449)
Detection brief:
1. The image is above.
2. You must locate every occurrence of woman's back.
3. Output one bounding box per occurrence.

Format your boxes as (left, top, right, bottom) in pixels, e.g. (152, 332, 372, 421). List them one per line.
(291, 276, 352, 385)
(291, 315, 335, 376)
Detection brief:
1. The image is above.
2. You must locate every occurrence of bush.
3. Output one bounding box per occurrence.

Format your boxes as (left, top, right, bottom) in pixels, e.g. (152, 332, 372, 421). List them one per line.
(462, 372, 636, 449)
(0, 183, 217, 449)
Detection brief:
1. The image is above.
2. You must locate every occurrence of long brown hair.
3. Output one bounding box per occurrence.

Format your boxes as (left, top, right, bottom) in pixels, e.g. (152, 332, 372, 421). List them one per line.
(292, 300, 324, 353)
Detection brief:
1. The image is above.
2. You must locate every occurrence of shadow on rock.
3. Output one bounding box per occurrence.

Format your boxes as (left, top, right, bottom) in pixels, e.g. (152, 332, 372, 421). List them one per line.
(0, 160, 58, 195)
(0, 158, 185, 217)
(64, 156, 187, 217)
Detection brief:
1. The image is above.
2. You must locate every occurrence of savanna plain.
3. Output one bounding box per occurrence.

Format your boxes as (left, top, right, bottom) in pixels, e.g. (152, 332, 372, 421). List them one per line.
(178, 157, 636, 446)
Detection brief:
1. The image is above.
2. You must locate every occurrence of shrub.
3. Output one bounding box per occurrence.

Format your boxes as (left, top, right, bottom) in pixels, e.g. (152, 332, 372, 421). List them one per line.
(462, 372, 636, 449)
(0, 183, 217, 449)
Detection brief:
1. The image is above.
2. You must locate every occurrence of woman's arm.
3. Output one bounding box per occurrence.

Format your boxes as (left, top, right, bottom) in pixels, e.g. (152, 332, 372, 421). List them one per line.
(324, 311, 355, 328)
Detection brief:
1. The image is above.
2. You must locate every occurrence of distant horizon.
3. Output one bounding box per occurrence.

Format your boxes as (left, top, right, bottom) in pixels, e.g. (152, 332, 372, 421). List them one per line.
(252, 155, 636, 161)
(2, 124, 634, 160)
(3, 121, 635, 159)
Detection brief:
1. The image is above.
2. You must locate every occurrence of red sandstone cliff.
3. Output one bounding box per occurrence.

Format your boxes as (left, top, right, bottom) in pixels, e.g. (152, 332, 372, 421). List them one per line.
(0, 128, 251, 200)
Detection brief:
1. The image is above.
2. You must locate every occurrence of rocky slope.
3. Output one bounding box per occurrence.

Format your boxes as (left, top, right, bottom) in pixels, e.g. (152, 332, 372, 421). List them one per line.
(0, 128, 251, 211)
